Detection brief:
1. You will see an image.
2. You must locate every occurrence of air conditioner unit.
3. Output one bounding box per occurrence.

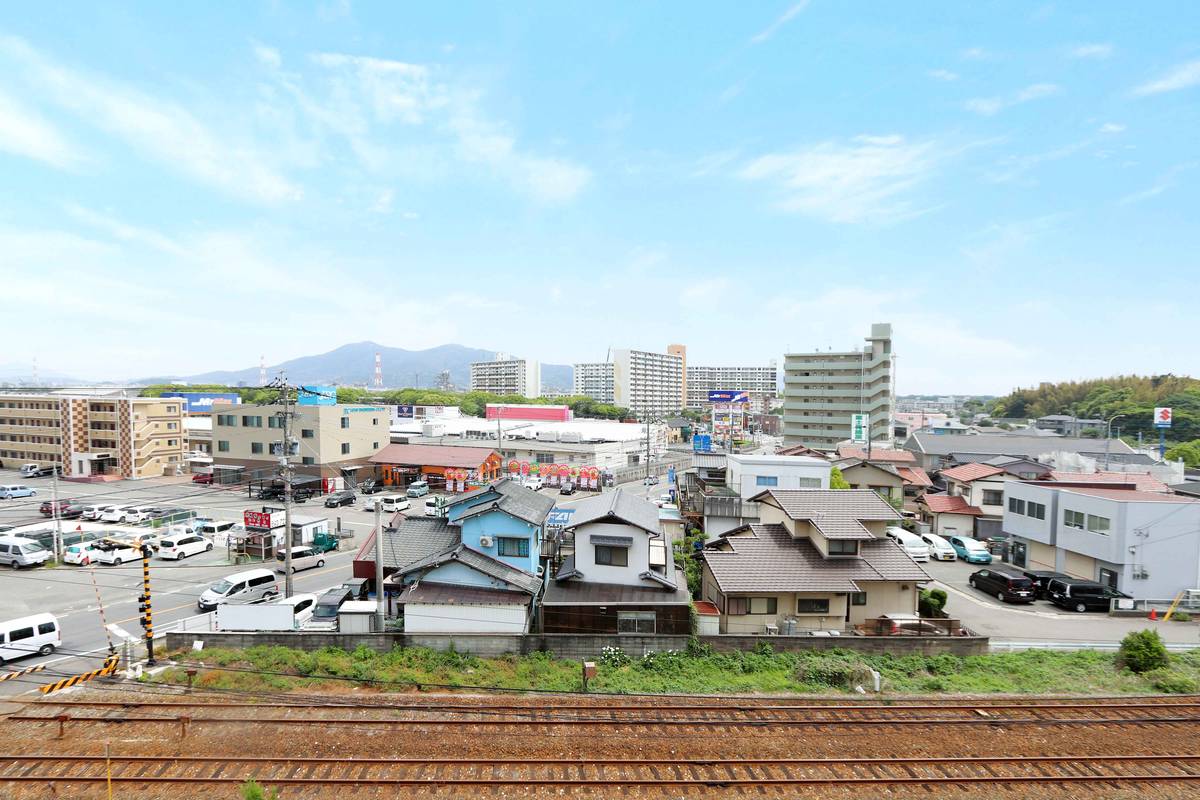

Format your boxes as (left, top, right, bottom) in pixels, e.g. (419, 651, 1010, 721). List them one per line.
(479, 536, 494, 547)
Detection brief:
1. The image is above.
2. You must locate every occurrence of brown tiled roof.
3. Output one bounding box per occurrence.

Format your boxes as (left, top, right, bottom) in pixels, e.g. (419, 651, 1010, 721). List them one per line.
(369, 443, 497, 469)
(836, 445, 915, 464)
(939, 463, 1006, 483)
(775, 444, 830, 458)
(896, 466, 933, 487)
(702, 524, 929, 594)
(1049, 471, 1169, 493)
(920, 494, 984, 515)
(752, 489, 901, 540)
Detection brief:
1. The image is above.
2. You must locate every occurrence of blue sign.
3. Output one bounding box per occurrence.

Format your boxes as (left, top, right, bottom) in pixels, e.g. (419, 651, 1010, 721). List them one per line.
(161, 392, 241, 413)
(667, 466, 677, 486)
(396, 404, 415, 419)
(546, 508, 575, 527)
(298, 385, 337, 406)
(708, 390, 749, 404)
(693, 434, 712, 452)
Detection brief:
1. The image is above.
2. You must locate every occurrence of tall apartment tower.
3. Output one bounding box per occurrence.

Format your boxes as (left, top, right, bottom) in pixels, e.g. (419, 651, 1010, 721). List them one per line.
(667, 344, 687, 412)
(469, 355, 541, 397)
(572, 362, 615, 404)
(573, 348, 683, 418)
(782, 323, 894, 451)
(684, 363, 778, 409)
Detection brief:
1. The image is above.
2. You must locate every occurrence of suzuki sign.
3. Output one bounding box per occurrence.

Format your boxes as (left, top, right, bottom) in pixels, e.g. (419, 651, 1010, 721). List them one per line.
(1154, 407, 1173, 428)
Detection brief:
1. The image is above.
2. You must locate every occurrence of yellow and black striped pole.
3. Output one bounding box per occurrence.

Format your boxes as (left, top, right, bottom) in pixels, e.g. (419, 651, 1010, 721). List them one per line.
(139, 544, 155, 666)
(0, 662, 47, 684)
(38, 652, 120, 695)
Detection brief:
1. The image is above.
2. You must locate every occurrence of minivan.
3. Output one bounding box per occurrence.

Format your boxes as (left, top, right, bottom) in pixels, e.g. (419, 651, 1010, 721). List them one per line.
(157, 534, 213, 560)
(406, 481, 430, 498)
(304, 587, 353, 630)
(91, 537, 144, 566)
(197, 520, 240, 546)
(917, 532, 958, 561)
(947, 535, 993, 564)
(0, 613, 61, 664)
(1021, 569, 1071, 600)
(969, 568, 1036, 603)
(0, 535, 51, 569)
(101, 505, 141, 524)
(198, 568, 279, 611)
(0, 485, 37, 499)
(885, 527, 931, 562)
(1046, 578, 1130, 613)
(275, 545, 326, 574)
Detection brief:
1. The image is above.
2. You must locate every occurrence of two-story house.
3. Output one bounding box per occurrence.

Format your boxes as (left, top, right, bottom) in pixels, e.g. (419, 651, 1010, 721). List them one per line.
(542, 489, 691, 634)
(1003, 482, 1200, 597)
(681, 452, 831, 538)
(700, 490, 929, 633)
(937, 463, 1008, 538)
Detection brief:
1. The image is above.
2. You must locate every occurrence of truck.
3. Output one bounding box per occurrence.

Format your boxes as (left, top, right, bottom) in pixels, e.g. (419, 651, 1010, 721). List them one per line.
(216, 602, 300, 632)
(19, 463, 60, 478)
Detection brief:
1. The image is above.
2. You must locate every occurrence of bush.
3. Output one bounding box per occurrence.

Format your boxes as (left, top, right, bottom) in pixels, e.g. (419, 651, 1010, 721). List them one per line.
(1146, 668, 1199, 694)
(1171, 611, 1192, 622)
(919, 588, 948, 617)
(598, 646, 631, 668)
(1118, 629, 1170, 674)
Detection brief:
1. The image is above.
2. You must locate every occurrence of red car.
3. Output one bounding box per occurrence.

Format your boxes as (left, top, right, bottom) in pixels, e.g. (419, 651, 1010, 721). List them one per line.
(192, 472, 214, 484)
(39, 499, 75, 517)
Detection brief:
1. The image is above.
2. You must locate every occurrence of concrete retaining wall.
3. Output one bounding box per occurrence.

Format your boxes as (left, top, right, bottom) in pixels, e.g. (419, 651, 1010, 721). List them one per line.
(165, 631, 987, 658)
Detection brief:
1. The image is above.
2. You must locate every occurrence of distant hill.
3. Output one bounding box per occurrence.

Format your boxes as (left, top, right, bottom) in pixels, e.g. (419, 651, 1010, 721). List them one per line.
(146, 342, 574, 392)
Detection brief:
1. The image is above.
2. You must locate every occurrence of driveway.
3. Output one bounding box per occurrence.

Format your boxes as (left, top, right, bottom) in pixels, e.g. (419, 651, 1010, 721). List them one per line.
(922, 559, 1200, 647)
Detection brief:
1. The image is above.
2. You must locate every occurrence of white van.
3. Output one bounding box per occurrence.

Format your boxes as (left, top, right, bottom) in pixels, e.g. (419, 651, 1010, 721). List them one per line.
(158, 533, 213, 560)
(0, 535, 51, 569)
(918, 531, 958, 561)
(274, 545, 325, 574)
(885, 527, 931, 562)
(379, 495, 411, 513)
(276, 593, 318, 627)
(198, 568, 279, 611)
(197, 520, 239, 546)
(0, 613, 61, 664)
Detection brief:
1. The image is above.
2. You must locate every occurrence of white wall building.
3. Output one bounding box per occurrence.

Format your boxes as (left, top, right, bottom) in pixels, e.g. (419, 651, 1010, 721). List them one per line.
(725, 454, 831, 497)
(573, 349, 683, 418)
(685, 363, 778, 409)
(572, 362, 615, 404)
(469, 356, 541, 397)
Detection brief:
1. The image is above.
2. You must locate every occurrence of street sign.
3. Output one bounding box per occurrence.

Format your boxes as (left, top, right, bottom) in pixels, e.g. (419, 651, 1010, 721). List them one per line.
(693, 434, 712, 452)
(243, 510, 274, 529)
(1154, 407, 1173, 428)
(667, 466, 676, 486)
(851, 413, 869, 443)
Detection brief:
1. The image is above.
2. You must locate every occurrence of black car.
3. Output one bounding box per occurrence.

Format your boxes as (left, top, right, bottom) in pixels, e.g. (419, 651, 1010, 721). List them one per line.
(559, 482, 576, 495)
(324, 490, 356, 508)
(1046, 578, 1130, 612)
(257, 485, 314, 503)
(968, 568, 1036, 603)
(1021, 569, 1071, 600)
(357, 479, 383, 495)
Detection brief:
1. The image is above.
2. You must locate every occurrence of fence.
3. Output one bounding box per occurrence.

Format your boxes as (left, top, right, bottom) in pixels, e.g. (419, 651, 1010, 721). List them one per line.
(610, 454, 691, 486)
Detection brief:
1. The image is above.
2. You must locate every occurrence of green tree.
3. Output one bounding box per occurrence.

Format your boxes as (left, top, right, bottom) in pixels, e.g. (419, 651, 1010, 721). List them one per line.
(1166, 440, 1200, 468)
(829, 467, 850, 490)
(1118, 629, 1169, 674)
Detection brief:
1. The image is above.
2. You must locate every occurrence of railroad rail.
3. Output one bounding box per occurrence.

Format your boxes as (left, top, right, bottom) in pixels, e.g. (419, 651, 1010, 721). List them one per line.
(1, 753, 1199, 788)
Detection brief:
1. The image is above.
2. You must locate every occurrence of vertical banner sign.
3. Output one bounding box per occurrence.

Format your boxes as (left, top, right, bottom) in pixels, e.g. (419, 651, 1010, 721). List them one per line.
(851, 413, 869, 444)
(1154, 408, 1173, 428)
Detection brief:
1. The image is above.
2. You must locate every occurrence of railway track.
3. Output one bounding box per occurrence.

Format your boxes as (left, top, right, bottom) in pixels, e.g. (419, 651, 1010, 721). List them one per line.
(2, 753, 1199, 789)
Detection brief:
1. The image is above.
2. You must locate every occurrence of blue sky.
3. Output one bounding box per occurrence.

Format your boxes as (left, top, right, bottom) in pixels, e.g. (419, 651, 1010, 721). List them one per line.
(1, 1, 1197, 393)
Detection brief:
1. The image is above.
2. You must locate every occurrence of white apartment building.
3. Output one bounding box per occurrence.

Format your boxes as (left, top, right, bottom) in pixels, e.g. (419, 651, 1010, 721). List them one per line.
(469, 356, 541, 397)
(572, 362, 615, 404)
(573, 349, 685, 417)
(685, 363, 779, 409)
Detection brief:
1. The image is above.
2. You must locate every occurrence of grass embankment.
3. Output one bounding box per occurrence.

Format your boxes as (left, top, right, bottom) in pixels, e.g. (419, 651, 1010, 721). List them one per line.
(157, 641, 1200, 696)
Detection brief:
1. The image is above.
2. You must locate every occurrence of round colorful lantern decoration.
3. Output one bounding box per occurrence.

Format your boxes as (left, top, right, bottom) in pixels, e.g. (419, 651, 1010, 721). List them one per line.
(508, 460, 520, 473)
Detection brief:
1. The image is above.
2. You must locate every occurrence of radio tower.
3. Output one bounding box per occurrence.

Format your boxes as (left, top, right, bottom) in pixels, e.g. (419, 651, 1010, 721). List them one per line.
(259, 356, 267, 387)
(373, 352, 384, 389)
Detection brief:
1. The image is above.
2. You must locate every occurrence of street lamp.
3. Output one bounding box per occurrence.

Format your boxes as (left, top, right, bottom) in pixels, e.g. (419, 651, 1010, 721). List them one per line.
(1104, 413, 1126, 471)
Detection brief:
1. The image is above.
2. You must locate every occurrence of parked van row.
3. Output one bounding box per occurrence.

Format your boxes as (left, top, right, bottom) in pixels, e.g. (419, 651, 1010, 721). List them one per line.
(966, 565, 1131, 611)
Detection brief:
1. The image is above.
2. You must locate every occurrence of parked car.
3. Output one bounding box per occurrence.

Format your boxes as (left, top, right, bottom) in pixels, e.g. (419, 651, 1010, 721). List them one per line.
(90, 537, 144, 566)
(0, 536, 51, 568)
(947, 535, 993, 564)
(62, 543, 101, 566)
(0, 485, 37, 499)
(324, 490, 356, 508)
(192, 471, 214, 485)
(8, 528, 98, 552)
(275, 593, 318, 627)
(969, 568, 1036, 603)
(197, 568, 279, 611)
(0, 613, 61, 663)
(1021, 569, 1071, 600)
(655, 493, 673, 507)
(917, 532, 958, 561)
(60, 503, 86, 519)
(81, 504, 108, 521)
(423, 497, 443, 517)
(101, 505, 141, 524)
(406, 481, 430, 498)
(643, 475, 660, 486)
(357, 479, 383, 495)
(366, 494, 410, 513)
(522, 477, 544, 491)
(39, 499, 76, 517)
(19, 464, 59, 478)
(1046, 578, 1130, 613)
(304, 587, 353, 630)
(157, 533, 213, 560)
(885, 527, 931, 562)
(274, 545, 326, 574)
(559, 482, 577, 496)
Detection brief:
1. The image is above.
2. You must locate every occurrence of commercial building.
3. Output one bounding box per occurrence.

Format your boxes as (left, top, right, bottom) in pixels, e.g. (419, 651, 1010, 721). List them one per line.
(0, 391, 186, 480)
(684, 363, 778, 409)
(212, 402, 388, 485)
(782, 322, 894, 452)
(469, 355, 541, 397)
(573, 348, 684, 418)
(902, 431, 1138, 472)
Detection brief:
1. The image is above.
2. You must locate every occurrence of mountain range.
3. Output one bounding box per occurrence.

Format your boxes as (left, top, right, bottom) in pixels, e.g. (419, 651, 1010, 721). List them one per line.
(142, 342, 574, 392)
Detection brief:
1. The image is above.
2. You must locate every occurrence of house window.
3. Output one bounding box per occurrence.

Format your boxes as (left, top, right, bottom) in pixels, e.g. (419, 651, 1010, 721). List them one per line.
(251, 443, 264, 455)
(755, 475, 779, 487)
(827, 539, 859, 556)
(594, 544, 629, 567)
(242, 415, 262, 428)
(1086, 514, 1111, 535)
(217, 441, 229, 453)
(850, 592, 868, 606)
(796, 598, 831, 614)
(268, 416, 282, 429)
(302, 429, 314, 439)
(166, 405, 177, 413)
(1008, 498, 1025, 515)
(1064, 509, 1085, 529)
(340, 443, 351, 455)
(982, 490, 1003, 506)
(216, 414, 236, 427)
(302, 457, 315, 466)
(1027, 502, 1046, 520)
(373, 417, 379, 426)
(617, 611, 656, 634)
(372, 442, 379, 450)
(535, 452, 554, 464)
(167, 422, 177, 430)
(340, 417, 350, 429)
(497, 537, 529, 557)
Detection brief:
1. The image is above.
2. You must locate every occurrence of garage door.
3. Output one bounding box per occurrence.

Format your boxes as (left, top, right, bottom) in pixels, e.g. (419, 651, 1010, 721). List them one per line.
(1063, 551, 1095, 581)
(1027, 541, 1057, 571)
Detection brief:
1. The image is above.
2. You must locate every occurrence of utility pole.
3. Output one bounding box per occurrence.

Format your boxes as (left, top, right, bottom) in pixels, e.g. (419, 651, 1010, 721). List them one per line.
(374, 502, 384, 631)
(270, 372, 298, 597)
(50, 469, 62, 562)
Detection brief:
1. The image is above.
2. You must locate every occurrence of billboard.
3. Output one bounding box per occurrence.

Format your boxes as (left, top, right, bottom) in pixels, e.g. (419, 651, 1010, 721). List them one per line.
(851, 413, 869, 443)
(693, 434, 713, 452)
(707, 390, 750, 404)
(395, 404, 415, 419)
(160, 392, 241, 414)
(298, 385, 337, 406)
(1155, 407, 1173, 428)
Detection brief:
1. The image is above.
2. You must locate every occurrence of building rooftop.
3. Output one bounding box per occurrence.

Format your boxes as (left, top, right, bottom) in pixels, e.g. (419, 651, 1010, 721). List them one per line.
(1048, 471, 1169, 493)
(397, 581, 532, 607)
(399, 543, 544, 594)
(369, 443, 497, 469)
(753, 489, 902, 540)
(939, 463, 1007, 483)
(836, 445, 916, 464)
(1059, 487, 1200, 504)
(563, 488, 661, 534)
(906, 432, 1136, 458)
(450, 477, 555, 527)
(377, 516, 460, 570)
(896, 466, 933, 487)
(920, 494, 984, 515)
(542, 580, 690, 606)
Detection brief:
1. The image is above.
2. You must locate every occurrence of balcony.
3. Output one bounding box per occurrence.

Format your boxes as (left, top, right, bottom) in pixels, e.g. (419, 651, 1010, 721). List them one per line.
(0, 422, 63, 435)
(88, 411, 118, 423)
(3, 407, 61, 420)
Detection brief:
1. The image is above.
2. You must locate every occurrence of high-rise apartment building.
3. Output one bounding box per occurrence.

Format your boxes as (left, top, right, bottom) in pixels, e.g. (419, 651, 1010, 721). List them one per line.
(684, 363, 778, 409)
(469, 355, 541, 397)
(0, 392, 186, 479)
(782, 323, 894, 451)
(573, 348, 684, 417)
(667, 344, 687, 412)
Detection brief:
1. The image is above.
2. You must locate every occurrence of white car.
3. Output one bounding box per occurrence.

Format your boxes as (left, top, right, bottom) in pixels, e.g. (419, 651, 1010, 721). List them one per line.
(157, 534, 213, 560)
(91, 538, 143, 566)
(62, 543, 101, 566)
(918, 532, 958, 561)
(655, 493, 673, 507)
(522, 477, 544, 491)
(275, 593, 318, 627)
(101, 505, 141, 524)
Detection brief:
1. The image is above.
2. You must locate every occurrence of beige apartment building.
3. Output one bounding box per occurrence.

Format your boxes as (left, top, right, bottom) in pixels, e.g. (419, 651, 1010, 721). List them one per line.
(0, 392, 186, 480)
(212, 403, 388, 484)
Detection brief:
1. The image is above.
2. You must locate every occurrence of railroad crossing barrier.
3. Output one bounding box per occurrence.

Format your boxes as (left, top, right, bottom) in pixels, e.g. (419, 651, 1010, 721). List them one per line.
(37, 652, 120, 695)
(0, 662, 48, 684)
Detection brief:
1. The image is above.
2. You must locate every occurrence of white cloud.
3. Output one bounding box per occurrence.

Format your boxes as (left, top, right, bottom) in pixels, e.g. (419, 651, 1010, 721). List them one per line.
(738, 134, 939, 223)
(1099, 122, 1126, 134)
(961, 47, 990, 60)
(0, 87, 83, 168)
(1119, 161, 1199, 205)
(750, 2, 810, 45)
(1133, 59, 1200, 96)
(927, 69, 959, 82)
(63, 203, 188, 257)
(961, 214, 1066, 263)
(983, 139, 1091, 184)
(965, 82, 1060, 116)
(252, 42, 282, 68)
(311, 53, 441, 125)
(1070, 43, 1112, 59)
(370, 188, 394, 214)
(0, 35, 301, 203)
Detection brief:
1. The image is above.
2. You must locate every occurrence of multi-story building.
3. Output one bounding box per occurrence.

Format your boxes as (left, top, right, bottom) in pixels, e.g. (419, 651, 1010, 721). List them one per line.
(685, 363, 778, 409)
(469, 355, 541, 397)
(573, 348, 684, 418)
(0, 392, 186, 479)
(667, 344, 688, 411)
(782, 323, 894, 451)
(213, 402, 388, 484)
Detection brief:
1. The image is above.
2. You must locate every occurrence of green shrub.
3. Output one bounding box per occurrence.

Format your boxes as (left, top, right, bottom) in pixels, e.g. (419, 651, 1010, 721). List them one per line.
(685, 637, 714, 657)
(753, 640, 774, 656)
(1118, 629, 1170, 674)
(918, 588, 948, 617)
(598, 646, 631, 668)
(1146, 668, 1199, 694)
(1171, 611, 1192, 622)
(925, 653, 963, 676)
